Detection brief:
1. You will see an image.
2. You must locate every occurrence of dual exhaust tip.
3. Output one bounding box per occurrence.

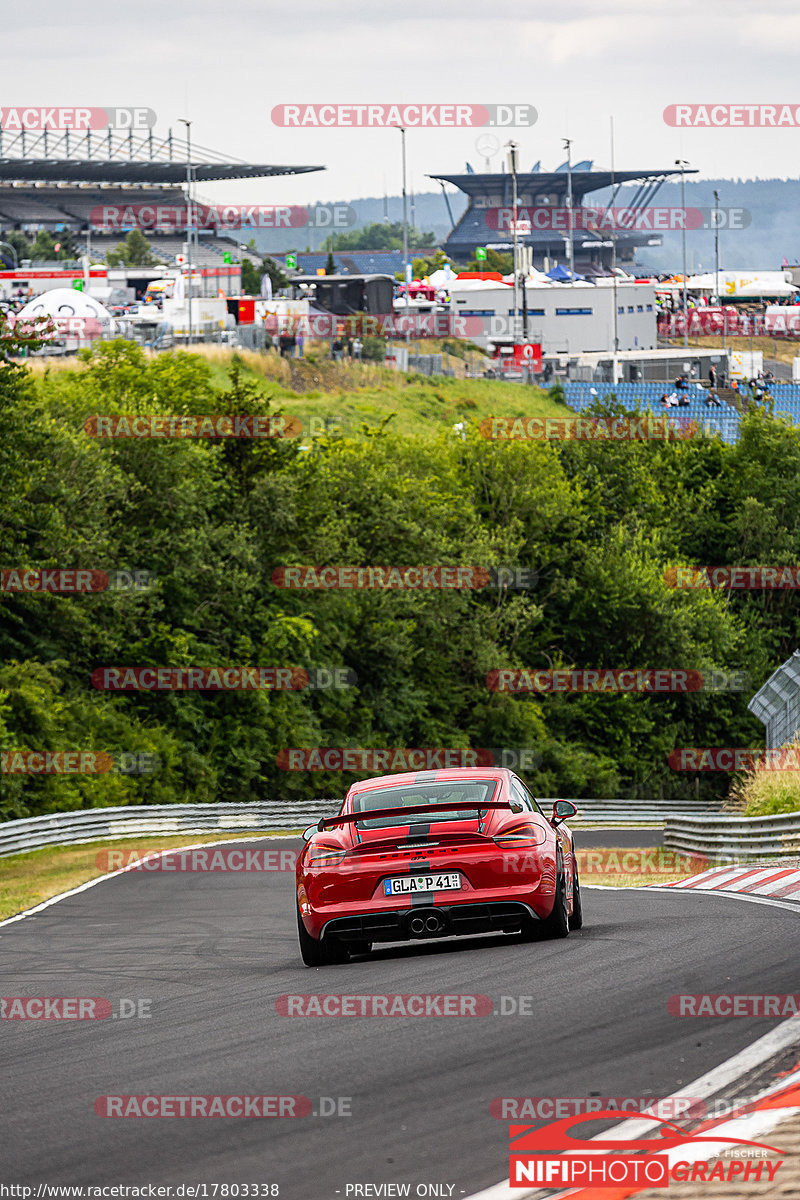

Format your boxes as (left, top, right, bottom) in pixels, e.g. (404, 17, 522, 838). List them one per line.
(409, 913, 444, 936)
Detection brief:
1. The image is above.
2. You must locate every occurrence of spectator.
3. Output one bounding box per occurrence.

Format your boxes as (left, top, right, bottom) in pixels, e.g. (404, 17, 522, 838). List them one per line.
(709, 365, 717, 387)
(705, 390, 721, 407)
(352, 336, 363, 361)
(346, 336, 353, 358)
(296, 331, 304, 358)
(332, 337, 343, 361)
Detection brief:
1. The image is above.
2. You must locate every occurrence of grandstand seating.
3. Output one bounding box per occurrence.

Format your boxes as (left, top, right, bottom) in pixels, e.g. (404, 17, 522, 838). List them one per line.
(294, 251, 408, 276)
(74, 233, 248, 268)
(558, 381, 800, 441)
(559, 381, 742, 444)
(763, 383, 800, 424)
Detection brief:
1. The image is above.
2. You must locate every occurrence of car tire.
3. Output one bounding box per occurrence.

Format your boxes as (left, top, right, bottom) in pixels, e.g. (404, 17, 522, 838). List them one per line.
(570, 857, 583, 930)
(297, 902, 348, 967)
(540, 855, 570, 939)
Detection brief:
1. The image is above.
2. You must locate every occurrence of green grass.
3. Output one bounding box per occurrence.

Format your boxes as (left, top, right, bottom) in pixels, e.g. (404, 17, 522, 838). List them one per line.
(119, 345, 574, 439)
(0, 832, 297, 922)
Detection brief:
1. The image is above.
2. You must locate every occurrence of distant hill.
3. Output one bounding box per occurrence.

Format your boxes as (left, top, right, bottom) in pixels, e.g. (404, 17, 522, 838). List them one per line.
(250, 178, 800, 271)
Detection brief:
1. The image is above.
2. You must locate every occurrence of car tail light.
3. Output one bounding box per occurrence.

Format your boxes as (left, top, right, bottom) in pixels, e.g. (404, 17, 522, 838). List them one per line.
(493, 822, 547, 848)
(307, 842, 346, 866)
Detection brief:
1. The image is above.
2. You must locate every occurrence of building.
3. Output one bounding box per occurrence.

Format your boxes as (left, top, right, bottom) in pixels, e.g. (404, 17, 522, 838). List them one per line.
(449, 276, 657, 355)
(429, 163, 697, 270)
(0, 123, 323, 294)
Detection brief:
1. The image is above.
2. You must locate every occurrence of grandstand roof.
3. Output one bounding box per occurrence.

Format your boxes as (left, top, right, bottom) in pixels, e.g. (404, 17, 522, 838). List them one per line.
(0, 128, 322, 185)
(0, 160, 322, 185)
(428, 168, 697, 196)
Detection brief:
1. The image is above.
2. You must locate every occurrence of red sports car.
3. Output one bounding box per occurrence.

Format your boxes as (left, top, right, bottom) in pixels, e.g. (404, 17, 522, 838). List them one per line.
(295, 767, 581, 965)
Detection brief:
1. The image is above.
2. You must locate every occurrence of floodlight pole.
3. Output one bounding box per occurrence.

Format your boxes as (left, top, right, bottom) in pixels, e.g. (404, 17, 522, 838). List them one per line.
(563, 137, 574, 276)
(714, 189, 720, 306)
(507, 140, 519, 344)
(398, 126, 410, 342)
(676, 158, 690, 348)
(180, 118, 193, 344)
(610, 117, 619, 384)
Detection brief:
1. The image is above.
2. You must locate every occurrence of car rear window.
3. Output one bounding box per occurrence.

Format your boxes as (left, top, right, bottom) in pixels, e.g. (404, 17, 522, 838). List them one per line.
(349, 780, 499, 829)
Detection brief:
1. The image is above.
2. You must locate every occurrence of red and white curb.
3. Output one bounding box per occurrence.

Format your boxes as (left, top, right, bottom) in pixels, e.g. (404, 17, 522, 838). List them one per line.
(657, 863, 800, 900)
(541, 1065, 800, 1199)
(465, 1014, 800, 1200)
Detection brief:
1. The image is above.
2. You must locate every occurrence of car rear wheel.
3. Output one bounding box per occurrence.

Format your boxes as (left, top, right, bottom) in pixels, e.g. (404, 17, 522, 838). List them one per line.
(297, 902, 349, 966)
(570, 858, 583, 930)
(540, 855, 570, 939)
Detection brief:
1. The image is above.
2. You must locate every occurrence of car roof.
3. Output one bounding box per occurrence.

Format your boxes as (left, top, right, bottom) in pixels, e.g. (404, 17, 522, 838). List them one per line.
(347, 767, 515, 796)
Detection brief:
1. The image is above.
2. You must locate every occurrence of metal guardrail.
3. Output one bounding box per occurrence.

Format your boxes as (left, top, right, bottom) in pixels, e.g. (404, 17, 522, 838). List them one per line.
(664, 812, 800, 859)
(0, 797, 727, 858)
(0, 803, 341, 859)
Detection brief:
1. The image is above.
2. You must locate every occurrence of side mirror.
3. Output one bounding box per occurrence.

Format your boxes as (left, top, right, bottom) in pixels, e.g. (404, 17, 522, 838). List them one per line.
(302, 824, 318, 842)
(551, 800, 577, 825)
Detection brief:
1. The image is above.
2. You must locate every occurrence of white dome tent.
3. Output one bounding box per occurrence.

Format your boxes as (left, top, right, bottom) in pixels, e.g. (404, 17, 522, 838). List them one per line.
(15, 288, 112, 347)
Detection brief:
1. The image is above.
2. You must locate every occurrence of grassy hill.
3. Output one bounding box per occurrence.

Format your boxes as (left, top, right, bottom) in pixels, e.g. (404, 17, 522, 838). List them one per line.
(29, 345, 572, 439)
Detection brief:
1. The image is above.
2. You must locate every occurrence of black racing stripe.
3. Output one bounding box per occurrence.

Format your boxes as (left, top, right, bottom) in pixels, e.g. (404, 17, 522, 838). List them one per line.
(408, 859, 433, 907)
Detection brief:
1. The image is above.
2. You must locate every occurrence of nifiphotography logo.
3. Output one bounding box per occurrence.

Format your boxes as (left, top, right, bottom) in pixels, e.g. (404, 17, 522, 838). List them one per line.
(508, 1109, 784, 1187)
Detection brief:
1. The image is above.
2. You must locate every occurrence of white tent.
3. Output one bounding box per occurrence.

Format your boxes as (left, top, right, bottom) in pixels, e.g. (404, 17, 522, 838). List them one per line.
(17, 288, 112, 324)
(686, 271, 798, 298)
(736, 279, 798, 298)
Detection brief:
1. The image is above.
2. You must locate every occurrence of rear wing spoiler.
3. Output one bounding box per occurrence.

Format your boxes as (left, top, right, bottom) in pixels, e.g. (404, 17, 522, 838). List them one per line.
(318, 800, 512, 832)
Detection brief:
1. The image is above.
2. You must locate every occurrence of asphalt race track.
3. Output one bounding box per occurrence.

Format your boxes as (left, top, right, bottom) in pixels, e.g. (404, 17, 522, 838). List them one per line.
(2, 836, 798, 1197)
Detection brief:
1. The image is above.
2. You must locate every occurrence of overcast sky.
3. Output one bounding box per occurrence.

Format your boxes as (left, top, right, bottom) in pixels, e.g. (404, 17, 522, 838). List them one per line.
(6, 0, 800, 208)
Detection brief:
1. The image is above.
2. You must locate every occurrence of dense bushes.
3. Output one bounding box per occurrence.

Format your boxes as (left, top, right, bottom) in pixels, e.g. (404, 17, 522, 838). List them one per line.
(2, 340, 799, 817)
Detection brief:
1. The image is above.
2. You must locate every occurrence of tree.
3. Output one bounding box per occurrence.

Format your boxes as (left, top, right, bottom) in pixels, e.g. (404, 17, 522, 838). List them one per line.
(3, 231, 31, 262)
(29, 231, 58, 262)
(325, 251, 336, 275)
(411, 249, 450, 280)
(240, 258, 260, 294)
(105, 230, 157, 267)
(465, 248, 512, 273)
(361, 335, 386, 361)
(51, 230, 79, 260)
(241, 254, 289, 295)
(260, 256, 288, 294)
(322, 221, 436, 252)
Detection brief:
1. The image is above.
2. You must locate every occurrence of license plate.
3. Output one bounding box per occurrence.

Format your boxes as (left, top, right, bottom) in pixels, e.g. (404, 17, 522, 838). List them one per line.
(383, 873, 461, 896)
